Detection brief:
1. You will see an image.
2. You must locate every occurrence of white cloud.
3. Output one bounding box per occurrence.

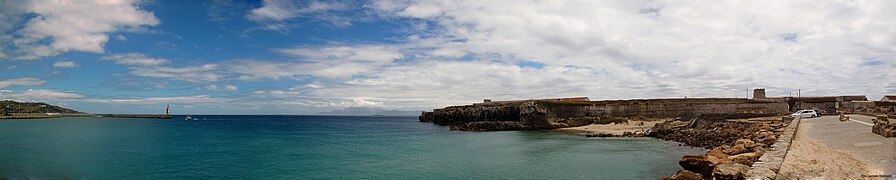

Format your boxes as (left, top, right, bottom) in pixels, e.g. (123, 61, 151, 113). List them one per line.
(6, 0, 159, 59)
(229, 44, 404, 79)
(248, 0, 348, 21)
(0, 77, 46, 88)
(200, 84, 236, 91)
(224, 84, 238, 91)
(130, 64, 223, 82)
(0, 89, 84, 102)
(83, 95, 233, 104)
(102, 53, 170, 66)
(52, 61, 79, 68)
(247, 0, 353, 31)
(234, 0, 896, 110)
(204, 85, 219, 91)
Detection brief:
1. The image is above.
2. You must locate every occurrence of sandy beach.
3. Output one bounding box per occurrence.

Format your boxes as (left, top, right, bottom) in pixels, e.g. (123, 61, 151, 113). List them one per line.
(559, 120, 660, 135)
(778, 121, 871, 179)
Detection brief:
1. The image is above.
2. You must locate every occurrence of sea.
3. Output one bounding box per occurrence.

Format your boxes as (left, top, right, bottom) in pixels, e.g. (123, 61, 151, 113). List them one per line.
(0, 115, 705, 179)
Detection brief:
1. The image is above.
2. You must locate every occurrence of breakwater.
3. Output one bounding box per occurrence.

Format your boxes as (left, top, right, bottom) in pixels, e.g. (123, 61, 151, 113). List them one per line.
(1, 113, 171, 119)
(94, 114, 171, 119)
(420, 98, 789, 131)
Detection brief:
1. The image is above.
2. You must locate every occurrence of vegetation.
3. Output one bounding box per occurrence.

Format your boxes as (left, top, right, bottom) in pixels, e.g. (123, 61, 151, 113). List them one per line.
(0, 100, 82, 115)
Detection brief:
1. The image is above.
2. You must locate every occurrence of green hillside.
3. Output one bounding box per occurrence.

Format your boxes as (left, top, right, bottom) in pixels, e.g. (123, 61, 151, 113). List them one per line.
(0, 100, 83, 115)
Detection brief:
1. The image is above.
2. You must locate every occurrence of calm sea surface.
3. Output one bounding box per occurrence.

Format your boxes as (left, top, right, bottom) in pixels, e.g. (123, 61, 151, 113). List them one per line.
(0, 115, 704, 179)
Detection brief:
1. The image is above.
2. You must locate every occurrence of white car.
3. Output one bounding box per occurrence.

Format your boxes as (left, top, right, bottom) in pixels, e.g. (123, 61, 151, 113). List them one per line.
(791, 110, 819, 118)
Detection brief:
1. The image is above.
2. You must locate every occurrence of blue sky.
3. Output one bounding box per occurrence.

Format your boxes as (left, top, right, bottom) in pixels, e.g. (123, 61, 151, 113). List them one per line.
(1, 0, 895, 114)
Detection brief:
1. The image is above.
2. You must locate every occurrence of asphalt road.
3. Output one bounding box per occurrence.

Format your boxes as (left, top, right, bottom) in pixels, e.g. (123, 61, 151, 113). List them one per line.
(798, 115, 896, 175)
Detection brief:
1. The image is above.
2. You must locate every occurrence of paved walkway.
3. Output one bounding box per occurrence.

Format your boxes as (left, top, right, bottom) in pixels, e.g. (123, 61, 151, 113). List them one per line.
(801, 115, 896, 175)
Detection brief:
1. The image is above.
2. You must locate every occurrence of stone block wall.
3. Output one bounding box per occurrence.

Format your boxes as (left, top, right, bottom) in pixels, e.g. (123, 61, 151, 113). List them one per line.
(872, 115, 896, 138)
(840, 101, 896, 116)
(541, 98, 789, 120)
(746, 116, 801, 179)
(421, 98, 791, 131)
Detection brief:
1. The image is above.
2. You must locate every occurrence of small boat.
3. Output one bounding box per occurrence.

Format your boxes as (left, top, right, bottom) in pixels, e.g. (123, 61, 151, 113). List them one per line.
(185, 115, 193, 120)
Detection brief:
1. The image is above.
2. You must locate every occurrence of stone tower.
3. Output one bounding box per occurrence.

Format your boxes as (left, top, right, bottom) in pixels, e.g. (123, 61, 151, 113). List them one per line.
(753, 88, 766, 99)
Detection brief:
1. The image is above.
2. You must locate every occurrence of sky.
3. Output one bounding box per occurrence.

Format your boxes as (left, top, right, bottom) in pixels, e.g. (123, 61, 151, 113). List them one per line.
(0, 0, 895, 114)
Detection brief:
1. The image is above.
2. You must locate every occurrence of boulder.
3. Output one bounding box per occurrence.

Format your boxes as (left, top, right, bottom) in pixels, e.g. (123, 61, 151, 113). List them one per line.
(872, 116, 896, 138)
(728, 152, 761, 166)
(712, 163, 750, 180)
(754, 135, 777, 146)
(660, 170, 703, 180)
(679, 155, 725, 178)
(585, 132, 616, 137)
(751, 146, 767, 155)
(723, 144, 748, 155)
(706, 146, 729, 160)
(734, 139, 756, 149)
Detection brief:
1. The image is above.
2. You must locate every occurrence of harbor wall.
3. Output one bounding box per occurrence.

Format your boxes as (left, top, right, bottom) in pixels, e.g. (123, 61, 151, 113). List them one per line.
(94, 114, 172, 119)
(420, 98, 790, 130)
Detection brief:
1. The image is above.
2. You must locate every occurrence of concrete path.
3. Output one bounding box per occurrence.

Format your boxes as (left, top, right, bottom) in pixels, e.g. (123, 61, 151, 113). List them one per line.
(801, 115, 896, 175)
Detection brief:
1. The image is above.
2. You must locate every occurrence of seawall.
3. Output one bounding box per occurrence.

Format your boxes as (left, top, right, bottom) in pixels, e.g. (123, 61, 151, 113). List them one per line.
(746, 116, 801, 179)
(420, 98, 789, 131)
(94, 114, 172, 119)
(2, 113, 172, 119)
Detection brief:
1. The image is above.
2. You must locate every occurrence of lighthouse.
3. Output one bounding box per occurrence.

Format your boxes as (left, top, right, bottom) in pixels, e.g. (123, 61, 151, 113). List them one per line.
(165, 104, 170, 115)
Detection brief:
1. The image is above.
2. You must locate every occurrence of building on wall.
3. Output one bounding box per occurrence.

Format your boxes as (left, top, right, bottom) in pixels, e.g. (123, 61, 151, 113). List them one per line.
(750, 89, 867, 114)
(881, 95, 896, 102)
(753, 88, 766, 99)
(790, 96, 868, 114)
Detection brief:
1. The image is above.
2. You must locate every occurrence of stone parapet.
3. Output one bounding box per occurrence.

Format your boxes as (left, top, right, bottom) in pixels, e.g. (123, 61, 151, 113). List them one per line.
(746, 116, 801, 179)
(872, 115, 896, 137)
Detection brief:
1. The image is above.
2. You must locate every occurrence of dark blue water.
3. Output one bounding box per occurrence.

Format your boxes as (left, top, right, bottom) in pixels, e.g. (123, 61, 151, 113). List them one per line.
(0, 115, 704, 179)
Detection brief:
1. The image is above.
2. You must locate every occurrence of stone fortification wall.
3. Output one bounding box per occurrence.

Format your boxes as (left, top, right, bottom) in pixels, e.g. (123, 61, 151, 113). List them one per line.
(840, 101, 896, 117)
(420, 98, 790, 131)
(541, 98, 789, 120)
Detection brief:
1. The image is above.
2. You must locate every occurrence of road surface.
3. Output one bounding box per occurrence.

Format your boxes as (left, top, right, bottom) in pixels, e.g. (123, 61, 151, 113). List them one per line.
(800, 115, 896, 175)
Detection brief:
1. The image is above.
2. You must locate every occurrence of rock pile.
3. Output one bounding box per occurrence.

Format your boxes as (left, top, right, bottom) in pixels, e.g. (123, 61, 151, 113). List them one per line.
(662, 139, 768, 180)
(583, 130, 647, 137)
(650, 119, 786, 148)
(872, 115, 896, 138)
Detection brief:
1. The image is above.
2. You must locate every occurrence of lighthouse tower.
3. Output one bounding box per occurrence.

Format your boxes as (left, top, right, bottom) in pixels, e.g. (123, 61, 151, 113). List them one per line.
(165, 104, 170, 115)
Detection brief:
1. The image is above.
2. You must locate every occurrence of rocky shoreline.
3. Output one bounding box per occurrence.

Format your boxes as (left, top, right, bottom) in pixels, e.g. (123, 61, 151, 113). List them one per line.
(653, 117, 790, 179)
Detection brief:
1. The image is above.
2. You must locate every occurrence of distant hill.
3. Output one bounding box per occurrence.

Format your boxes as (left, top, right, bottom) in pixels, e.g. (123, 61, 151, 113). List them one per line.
(0, 100, 83, 114)
(318, 107, 421, 116)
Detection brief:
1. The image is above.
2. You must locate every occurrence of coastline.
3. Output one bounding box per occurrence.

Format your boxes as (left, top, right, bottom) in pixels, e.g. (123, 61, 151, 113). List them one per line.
(557, 120, 660, 136)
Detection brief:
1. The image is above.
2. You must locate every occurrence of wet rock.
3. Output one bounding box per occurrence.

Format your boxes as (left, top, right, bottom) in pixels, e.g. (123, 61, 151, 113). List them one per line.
(585, 132, 615, 137)
(660, 170, 702, 180)
(712, 163, 749, 180)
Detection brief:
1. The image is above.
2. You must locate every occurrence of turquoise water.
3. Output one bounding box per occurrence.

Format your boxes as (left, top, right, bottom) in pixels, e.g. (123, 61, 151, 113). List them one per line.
(0, 116, 704, 179)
